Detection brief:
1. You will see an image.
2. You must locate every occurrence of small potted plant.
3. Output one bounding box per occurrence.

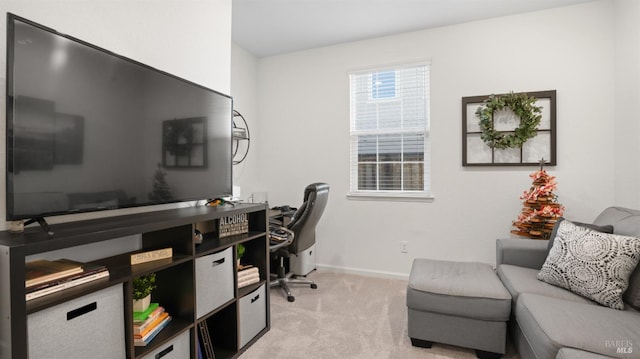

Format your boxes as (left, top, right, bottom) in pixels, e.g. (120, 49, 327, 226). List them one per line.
(237, 243, 245, 268)
(132, 273, 156, 312)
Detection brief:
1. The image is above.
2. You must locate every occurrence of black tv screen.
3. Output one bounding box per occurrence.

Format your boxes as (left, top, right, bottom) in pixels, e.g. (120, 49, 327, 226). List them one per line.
(6, 14, 233, 221)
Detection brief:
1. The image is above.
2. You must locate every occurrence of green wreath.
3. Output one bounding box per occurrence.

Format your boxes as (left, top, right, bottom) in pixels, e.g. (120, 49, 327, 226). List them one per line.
(475, 92, 542, 149)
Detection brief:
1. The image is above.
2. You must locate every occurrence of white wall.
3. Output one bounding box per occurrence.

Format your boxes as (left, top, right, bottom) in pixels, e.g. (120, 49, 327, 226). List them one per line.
(613, 0, 640, 208)
(0, 0, 232, 228)
(248, 1, 617, 277)
(230, 43, 262, 202)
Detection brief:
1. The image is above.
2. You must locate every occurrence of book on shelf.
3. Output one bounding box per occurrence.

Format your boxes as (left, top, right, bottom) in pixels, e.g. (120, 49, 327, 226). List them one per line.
(196, 335, 205, 359)
(238, 274, 260, 289)
(198, 321, 216, 359)
(25, 259, 84, 288)
(133, 302, 160, 323)
(238, 265, 260, 288)
(134, 315, 172, 346)
(26, 261, 108, 291)
(25, 260, 109, 301)
(133, 306, 165, 335)
(133, 312, 169, 339)
(237, 266, 259, 279)
(26, 269, 109, 301)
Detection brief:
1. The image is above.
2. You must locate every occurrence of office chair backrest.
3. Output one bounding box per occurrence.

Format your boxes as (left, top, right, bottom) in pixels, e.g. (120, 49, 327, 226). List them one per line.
(287, 183, 329, 254)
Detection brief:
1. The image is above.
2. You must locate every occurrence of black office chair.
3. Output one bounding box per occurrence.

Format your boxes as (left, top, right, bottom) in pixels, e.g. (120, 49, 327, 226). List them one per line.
(270, 183, 329, 302)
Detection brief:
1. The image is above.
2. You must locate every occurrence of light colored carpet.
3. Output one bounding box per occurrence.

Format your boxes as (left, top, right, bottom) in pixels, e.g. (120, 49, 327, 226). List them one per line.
(240, 270, 519, 359)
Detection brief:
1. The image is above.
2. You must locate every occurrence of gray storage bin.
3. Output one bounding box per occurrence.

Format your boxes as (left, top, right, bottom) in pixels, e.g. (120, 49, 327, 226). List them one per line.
(239, 283, 266, 348)
(140, 330, 190, 359)
(27, 284, 125, 359)
(196, 247, 234, 319)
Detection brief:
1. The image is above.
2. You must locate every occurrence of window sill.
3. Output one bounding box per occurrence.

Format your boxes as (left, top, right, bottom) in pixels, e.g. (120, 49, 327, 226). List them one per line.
(346, 192, 434, 202)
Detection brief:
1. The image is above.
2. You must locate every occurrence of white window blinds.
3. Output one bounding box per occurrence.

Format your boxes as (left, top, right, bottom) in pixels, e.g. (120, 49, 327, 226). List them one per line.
(349, 63, 430, 196)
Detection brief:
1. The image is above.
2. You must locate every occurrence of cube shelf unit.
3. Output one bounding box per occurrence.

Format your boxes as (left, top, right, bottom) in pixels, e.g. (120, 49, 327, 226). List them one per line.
(0, 203, 270, 359)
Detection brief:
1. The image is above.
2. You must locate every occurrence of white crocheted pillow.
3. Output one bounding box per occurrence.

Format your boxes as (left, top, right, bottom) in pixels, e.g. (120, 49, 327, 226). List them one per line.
(538, 220, 640, 309)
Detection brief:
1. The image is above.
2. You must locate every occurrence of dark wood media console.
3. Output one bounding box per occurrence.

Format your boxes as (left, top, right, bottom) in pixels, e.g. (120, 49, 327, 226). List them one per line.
(0, 203, 270, 359)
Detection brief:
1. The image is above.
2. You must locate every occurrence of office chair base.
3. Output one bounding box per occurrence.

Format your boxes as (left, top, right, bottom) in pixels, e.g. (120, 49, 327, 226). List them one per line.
(270, 273, 318, 302)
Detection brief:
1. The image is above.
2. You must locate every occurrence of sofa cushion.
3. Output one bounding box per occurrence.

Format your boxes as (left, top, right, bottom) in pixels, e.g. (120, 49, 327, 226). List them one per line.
(497, 264, 595, 305)
(516, 293, 640, 358)
(624, 269, 640, 310)
(547, 217, 614, 254)
(594, 207, 640, 310)
(537, 220, 640, 309)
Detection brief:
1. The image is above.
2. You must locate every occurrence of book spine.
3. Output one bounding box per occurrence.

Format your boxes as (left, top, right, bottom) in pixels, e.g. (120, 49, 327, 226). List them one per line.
(238, 272, 260, 283)
(198, 321, 215, 359)
(134, 311, 168, 336)
(26, 267, 84, 288)
(134, 316, 172, 346)
(26, 267, 107, 293)
(133, 307, 165, 334)
(238, 275, 260, 289)
(26, 270, 110, 301)
(237, 267, 259, 279)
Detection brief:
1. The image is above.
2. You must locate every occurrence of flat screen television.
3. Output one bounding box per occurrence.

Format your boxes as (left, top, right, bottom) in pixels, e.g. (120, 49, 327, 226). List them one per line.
(6, 13, 233, 223)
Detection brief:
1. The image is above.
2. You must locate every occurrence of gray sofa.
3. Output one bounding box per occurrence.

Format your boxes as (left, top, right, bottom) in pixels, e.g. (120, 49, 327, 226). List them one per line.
(496, 207, 640, 359)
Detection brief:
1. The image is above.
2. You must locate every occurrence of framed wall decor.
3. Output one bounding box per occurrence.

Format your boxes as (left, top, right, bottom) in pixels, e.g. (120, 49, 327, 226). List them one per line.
(462, 90, 556, 166)
(162, 117, 207, 168)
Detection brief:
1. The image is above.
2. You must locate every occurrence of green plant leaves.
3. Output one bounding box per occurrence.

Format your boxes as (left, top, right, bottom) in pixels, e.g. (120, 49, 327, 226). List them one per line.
(476, 92, 542, 149)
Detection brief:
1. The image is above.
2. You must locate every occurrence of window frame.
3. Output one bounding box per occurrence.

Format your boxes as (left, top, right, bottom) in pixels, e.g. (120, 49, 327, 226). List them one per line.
(348, 62, 432, 201)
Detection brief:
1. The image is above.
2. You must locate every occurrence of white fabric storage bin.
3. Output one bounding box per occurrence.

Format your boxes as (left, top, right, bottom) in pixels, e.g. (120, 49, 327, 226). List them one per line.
(27, 284, 125, 359)
(140, 330, 190, 359)
(239, 283, 266, 348)
(196, 247, 234, 319)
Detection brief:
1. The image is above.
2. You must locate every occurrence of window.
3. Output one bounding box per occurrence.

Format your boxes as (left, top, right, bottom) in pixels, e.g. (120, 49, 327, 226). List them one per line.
(349, 63, 430, 197)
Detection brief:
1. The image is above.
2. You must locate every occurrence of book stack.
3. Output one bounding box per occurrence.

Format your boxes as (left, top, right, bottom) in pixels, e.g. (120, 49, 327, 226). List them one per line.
(237, 265, 260, 289)
(133, 303, 172, 346)
(25, 259, 109, 301)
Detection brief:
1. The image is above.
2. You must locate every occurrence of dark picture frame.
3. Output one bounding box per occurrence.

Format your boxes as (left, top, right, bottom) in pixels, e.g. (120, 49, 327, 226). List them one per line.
(462, 90, 556, 166)
(162, 117, 208, 168)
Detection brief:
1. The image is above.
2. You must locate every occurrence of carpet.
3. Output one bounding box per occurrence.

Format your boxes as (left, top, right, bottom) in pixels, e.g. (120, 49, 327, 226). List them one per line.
(240, 270, 518, 358)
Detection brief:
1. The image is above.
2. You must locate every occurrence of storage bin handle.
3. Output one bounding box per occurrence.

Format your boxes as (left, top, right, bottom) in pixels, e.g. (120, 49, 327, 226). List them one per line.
(66, 301, 97, 321)
(251, 294, 260, 303)
(156, 344, 174, 358)
(211, 257, 225, 267)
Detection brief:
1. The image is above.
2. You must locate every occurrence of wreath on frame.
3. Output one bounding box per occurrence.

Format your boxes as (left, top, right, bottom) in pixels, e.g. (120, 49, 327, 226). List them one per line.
(475, 92, 542, 149)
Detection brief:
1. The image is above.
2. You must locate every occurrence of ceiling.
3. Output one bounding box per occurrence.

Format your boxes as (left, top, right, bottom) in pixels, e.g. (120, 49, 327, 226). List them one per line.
(232, 0, 599, 58)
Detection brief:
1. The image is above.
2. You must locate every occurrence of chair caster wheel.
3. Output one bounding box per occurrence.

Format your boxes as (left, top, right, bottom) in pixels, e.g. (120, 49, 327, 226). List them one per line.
(287, 296, 295, 302)
(311, 283, 318, 289)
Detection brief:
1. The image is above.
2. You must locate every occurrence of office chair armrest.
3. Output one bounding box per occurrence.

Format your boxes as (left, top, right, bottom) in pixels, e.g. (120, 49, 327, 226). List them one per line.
(269, 227, 295, 252)
(269, 217, 284, 226)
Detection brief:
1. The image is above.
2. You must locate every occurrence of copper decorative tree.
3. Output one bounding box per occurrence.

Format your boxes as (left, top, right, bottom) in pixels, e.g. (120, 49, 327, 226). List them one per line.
(511, 162, 564, 239)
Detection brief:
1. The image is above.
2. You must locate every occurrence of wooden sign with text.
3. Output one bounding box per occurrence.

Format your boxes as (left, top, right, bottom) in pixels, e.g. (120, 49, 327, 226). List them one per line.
(219, 213, 249, 238)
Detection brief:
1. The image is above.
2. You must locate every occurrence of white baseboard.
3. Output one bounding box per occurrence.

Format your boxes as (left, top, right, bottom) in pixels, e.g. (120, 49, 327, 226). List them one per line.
(316, 263, 409, 281)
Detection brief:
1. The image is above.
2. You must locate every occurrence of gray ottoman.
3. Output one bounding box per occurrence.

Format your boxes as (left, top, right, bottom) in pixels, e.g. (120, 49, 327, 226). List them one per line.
(407, 259, 512, 359)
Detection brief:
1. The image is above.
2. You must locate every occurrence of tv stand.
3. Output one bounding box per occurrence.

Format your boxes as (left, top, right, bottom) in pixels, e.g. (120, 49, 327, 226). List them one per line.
(24, 217, 54, 236)
(0, 204, 270, 358)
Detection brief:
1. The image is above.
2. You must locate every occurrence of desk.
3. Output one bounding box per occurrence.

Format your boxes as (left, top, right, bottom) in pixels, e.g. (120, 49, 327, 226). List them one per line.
(268, 208, 295, 227)
(268, 210, 294, 275)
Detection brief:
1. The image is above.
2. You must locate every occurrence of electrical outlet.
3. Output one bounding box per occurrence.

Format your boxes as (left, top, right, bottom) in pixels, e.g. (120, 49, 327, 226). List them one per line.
(400, 241, 409, 253)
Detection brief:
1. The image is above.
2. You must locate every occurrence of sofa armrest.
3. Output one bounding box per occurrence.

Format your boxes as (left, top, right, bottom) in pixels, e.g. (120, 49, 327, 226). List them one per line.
(496, 238, 548, 270)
